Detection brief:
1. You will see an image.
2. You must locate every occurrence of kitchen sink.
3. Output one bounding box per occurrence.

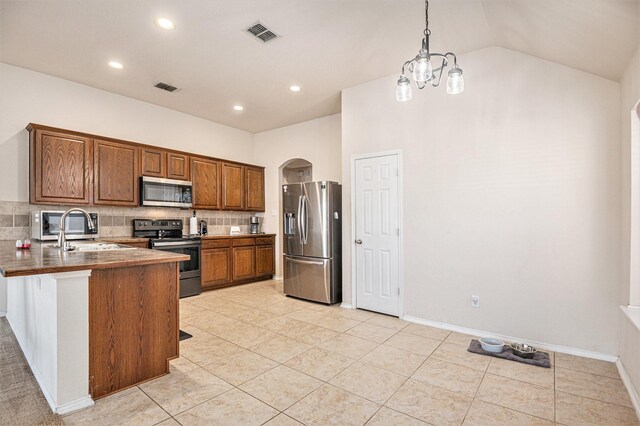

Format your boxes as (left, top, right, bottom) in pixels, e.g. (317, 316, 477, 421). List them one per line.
(47, 242, 136, 252)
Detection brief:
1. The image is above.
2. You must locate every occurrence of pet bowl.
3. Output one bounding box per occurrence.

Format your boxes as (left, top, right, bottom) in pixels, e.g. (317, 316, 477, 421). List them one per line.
(479, 338, 505, 353)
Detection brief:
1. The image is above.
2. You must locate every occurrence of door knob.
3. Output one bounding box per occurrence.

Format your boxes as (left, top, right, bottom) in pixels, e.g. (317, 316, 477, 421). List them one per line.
(355, 239, 362, 245)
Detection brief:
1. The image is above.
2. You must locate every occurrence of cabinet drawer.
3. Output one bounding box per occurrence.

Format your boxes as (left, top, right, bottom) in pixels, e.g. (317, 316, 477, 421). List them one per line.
(202, 239, 231, 249)
(256, 236, 274, 246)
(232, 237, 255, 247)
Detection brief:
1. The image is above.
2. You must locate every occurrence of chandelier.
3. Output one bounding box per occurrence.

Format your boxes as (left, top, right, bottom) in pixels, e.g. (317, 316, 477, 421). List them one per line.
(396, 0, 464, 101)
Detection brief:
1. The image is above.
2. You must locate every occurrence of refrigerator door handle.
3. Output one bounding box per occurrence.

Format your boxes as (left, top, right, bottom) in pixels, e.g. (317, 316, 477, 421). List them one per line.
(297, 195, 304, 245)
(302, 195, 309, 245)
(286, 256, 325, 266)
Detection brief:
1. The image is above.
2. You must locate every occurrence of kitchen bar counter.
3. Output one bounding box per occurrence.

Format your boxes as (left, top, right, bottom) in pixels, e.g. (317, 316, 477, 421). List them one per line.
(0, 241, 188, 278)
(0, 241, 187, 413)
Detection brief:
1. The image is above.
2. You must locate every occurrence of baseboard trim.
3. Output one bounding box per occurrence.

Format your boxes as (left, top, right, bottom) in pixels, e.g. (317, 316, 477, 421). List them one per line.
(340, 303, 353, 309)
(402, 315, 618, 362)
(616, 359, 640, 419)
(0, 311, 5, 317)
(8, 314, 94, 415)
(55, 396, 94, 415)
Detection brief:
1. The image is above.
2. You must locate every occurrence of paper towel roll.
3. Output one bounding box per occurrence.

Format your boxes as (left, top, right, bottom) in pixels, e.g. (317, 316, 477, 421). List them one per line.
(189, 214, 197, 235)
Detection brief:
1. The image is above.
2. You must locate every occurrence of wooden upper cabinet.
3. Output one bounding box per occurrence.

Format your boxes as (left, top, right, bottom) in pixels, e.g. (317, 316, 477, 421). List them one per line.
(93, 139, 139, 206)
(221, 162, 245, 210)
(27, 124, 264, 209)
(29, 126, 92, 205)
(190, 157, 220, 209)
(245, 166, 265, 212)
(140, 147, 166, 178)
(167, 153, 190, 181)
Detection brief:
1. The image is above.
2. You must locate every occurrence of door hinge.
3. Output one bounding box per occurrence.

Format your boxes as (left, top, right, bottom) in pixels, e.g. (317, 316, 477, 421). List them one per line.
(396, 228, 400, 236)
(397, 288, 400, 295)
(395, 168, 399, 176)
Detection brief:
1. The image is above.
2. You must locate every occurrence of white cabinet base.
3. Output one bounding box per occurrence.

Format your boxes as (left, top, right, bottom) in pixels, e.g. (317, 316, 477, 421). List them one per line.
(6, 270, 94, 414)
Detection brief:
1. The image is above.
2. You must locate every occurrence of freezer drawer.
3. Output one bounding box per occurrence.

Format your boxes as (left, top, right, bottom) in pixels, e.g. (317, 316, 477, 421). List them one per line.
(284, 255, 341, 304)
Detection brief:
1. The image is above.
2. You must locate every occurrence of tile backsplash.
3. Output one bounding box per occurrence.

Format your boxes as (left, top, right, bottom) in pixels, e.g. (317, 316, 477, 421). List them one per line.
(0, 201, 253, 240)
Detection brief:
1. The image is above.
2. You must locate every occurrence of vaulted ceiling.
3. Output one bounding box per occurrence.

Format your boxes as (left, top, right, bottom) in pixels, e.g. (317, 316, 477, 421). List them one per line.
(1, 0, 638, 132)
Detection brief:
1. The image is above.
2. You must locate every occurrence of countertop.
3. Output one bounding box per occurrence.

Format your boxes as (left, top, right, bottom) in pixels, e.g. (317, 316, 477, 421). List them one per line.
(0, 241, 189, 278)
(103, 234, 275, 243)
(101, 237, 150, 243)
(201, 233, 275, 240)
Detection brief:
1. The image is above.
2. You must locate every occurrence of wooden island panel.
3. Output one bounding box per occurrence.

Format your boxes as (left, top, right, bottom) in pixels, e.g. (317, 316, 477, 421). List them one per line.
(89, 262, 179, 399)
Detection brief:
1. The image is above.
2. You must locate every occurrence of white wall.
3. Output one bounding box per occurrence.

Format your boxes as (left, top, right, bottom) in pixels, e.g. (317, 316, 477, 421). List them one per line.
(342, 47, 622, 355)
(619, 23, 640, 410)
(0, 63, 253, 203)
(253, 114, 342, 275)
(622, 44, 640, 306)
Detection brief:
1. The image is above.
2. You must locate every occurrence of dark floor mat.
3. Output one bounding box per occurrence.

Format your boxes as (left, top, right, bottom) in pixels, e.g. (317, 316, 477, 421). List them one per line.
(467, 339, 551, 368)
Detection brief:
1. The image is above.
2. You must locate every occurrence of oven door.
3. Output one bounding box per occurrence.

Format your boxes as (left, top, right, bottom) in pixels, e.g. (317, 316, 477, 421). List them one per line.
(141, 176, 193, 208)
(151, 241, 201, 279)
(152, 241, 202, 298)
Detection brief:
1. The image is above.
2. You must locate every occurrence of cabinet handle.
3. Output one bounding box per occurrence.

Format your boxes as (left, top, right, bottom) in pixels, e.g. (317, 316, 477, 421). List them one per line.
(355, 239, 362, 245)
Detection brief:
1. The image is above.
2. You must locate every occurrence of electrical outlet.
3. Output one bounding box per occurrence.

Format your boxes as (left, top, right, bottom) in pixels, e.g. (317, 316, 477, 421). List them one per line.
(471, 295, 480, 308)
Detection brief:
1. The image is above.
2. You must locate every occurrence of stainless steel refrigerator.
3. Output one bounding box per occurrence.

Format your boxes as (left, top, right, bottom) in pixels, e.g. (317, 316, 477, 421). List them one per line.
(283, 181, 342, 304)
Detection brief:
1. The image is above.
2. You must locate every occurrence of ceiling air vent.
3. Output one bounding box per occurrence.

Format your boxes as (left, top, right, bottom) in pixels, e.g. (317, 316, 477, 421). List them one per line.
(245, 21, 278, 43)
(154, 82, 179, 92)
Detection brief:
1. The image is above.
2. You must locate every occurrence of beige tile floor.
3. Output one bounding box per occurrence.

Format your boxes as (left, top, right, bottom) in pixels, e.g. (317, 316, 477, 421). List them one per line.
(61, 280, 639, 426)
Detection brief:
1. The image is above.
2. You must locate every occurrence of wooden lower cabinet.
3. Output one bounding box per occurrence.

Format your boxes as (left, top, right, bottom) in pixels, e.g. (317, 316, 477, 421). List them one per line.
(201, 235, 275, 290)
(256, 245, 275, 275)
(232, 246, 255, 281)
(202, 248, 232, 289)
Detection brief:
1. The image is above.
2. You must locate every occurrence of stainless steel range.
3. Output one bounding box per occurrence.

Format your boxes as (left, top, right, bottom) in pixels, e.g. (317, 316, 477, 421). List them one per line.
(133, 219, 201, 298)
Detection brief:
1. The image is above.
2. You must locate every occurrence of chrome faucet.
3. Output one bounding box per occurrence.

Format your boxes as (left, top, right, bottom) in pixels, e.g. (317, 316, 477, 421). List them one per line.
(57, 208, 96, 251)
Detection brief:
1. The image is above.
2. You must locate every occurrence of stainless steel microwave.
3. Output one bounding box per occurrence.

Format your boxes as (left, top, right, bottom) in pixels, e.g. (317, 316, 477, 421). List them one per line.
(31, 211, 99, 241)
(140, 176, 193, 208)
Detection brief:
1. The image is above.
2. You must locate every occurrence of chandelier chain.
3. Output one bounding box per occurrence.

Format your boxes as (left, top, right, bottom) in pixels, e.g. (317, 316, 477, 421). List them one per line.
(424, 0, 430, 36)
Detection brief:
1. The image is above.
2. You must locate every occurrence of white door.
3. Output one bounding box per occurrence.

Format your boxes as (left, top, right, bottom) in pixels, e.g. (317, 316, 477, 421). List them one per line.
(354, 154, 400, 316)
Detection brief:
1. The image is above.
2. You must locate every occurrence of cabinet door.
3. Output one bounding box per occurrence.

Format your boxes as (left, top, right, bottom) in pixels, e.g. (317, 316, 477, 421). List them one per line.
(190, 157, 220, 209)
(30, 129, 92, 205)
(221, 162, 245, 210)
(140, 147, 166, 177)
(93, 139, 139, 206)
(167, 153, 190, 180)
(202, 248, 231, 287)
(245, 167, 265, 212)
(232, 246, 255, 281)
(255, 245, 275, 276)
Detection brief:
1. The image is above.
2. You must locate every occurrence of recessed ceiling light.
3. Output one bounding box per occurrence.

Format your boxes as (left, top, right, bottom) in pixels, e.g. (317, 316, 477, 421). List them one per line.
(155, 18, 175, 30)
(108, 61, 124, 69)
(233, 105, 244, 111)
(289, 85, 301, 92)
